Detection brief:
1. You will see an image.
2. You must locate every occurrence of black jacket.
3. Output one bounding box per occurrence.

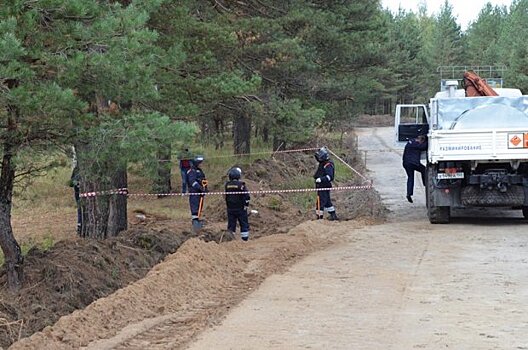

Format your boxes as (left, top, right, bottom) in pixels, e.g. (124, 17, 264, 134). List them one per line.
(313, 160, 335, 188)
(225, 179, 250, 210)
(403, 139, 428, 166)
(186, 166, 206, 193)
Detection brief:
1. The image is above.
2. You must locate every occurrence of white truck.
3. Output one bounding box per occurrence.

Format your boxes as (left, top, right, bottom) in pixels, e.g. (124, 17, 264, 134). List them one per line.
(395, 78, 528, 223)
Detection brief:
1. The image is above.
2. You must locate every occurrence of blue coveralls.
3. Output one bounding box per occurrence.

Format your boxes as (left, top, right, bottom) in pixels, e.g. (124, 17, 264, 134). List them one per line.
(402, 139, 428, 196)
(314, 160, 336, 217)
(225, 179, 251, 241)
(186, 166, 207, 220)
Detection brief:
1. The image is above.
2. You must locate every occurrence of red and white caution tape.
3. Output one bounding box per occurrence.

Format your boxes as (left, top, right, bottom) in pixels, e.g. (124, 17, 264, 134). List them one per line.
(204, 147, 321, 159)
(327, 148, 370, 184)
(80, 188, 129, 198)
(80, 145, 373, 198)
(80, 184, 373, 198)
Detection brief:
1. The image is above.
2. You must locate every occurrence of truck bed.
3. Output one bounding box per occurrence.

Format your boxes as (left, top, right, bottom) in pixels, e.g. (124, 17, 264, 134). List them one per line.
(429, 128, 528, 163)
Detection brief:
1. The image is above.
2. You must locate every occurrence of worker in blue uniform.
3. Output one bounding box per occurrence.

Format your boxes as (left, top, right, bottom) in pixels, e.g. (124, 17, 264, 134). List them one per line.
(186, 155, 207, 226)
(402, 134, 428, 203)
(313, 147, 338, 220)
(225, 167, 251, 241)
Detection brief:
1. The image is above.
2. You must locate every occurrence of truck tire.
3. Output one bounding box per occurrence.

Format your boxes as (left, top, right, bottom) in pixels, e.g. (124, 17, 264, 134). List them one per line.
(522, 206, 528, 219)
(427, 166, 450, 224)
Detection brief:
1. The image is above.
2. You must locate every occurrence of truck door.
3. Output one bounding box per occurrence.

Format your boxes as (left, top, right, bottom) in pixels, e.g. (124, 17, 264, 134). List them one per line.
(395, 104, 429, 142)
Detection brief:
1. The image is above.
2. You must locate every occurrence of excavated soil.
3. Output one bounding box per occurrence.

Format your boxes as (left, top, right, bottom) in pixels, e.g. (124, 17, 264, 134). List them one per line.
(2, 135, 386, 349)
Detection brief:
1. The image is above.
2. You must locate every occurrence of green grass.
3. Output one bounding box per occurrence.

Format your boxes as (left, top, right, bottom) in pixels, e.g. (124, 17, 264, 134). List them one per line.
(127, 141, 278, 219)
(333, 157, 357, 182)
(0, 234, 56, 266)
(196, 142, 277, 181)
(277, 177, 315, 211)
(14, 159, 73, 211)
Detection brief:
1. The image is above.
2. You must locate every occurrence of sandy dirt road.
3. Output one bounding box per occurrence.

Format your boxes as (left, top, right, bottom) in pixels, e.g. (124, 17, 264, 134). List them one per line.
(186, 127, 528, 350)
(12, 127, 528, 350)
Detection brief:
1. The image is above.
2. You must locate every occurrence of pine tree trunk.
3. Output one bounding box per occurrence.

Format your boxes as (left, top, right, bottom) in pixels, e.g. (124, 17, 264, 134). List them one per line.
(154, 143, 172, 195)
(233, 113, 251, 155)
(214, 118, 225, 150)
(262, 126, 269, 143)
(0, 107, 24, 291)
(77, 144, 128, 239)
(107, 166, 127, 236)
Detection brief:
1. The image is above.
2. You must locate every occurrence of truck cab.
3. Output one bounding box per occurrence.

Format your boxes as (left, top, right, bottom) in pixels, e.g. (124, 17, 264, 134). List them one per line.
(394, 104, 429, 143)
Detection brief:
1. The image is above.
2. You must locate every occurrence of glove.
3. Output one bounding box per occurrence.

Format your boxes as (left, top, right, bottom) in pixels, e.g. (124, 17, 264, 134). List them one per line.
(315, 178, 322, 183)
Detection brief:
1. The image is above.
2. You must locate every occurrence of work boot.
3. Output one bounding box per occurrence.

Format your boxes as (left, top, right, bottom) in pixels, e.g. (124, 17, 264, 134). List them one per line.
(328, 211, 339, 221)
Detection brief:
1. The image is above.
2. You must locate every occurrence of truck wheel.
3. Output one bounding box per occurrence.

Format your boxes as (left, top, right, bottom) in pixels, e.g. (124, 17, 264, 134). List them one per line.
(427, 166, 450, 224)
(522, 207, 528, 219)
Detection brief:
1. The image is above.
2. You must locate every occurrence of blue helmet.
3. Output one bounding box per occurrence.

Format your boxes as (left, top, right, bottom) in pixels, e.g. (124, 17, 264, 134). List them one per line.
(314, 147, 329, 162)
(192, 155, 204, 166)
(228, 167, 242, 180)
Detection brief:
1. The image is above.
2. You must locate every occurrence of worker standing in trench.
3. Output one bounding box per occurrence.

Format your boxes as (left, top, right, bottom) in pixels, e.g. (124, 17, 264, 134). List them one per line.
(225, 166, 251, 241)
(186, 155, 207, 230)
(313, 147, 338, 220)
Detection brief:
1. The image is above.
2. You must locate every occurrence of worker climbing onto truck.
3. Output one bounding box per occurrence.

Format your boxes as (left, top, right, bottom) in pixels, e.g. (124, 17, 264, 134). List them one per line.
(186, 155, 207, 229)
(313, 147, 338, 220)
(225, 166, 251, 241)
(402, 134, 428, 203)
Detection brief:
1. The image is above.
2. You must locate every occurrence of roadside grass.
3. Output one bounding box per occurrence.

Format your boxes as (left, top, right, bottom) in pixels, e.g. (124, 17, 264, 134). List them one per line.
(0, 234, 55, 266)
(127, 141, 276, 220)
(10, 140, 284, 248)
(10, 133, 359, 252)
(14, 161, 73, 210)
(285, 178, 318, 211)
(274, 139, 358, 211)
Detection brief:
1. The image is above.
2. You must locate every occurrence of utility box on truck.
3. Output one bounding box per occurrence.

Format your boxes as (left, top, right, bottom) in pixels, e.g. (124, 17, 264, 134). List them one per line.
(395, 70, 528, 223)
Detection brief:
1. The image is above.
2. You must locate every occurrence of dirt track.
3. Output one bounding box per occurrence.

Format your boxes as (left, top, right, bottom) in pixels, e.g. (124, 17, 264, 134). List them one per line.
(187, 127, 528, 349)
(11, 127, 528, 349)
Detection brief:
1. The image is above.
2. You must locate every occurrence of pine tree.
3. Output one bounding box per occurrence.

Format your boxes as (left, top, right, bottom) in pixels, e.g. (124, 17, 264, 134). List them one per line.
(0, 3, 85, 289)
(499, 0, 528, 92)
(465, 3, 507, 66)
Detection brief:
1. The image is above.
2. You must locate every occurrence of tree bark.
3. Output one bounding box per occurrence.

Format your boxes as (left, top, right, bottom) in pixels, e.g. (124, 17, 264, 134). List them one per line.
(0, 106, 24, 291)
(233, 113, 251, 155)
(214, 117, 224, 150)
(77, 146, 128, 239)
(154, 143, 172, 196)
(106, 166, 127, 236)
(262, 126, 269, 143)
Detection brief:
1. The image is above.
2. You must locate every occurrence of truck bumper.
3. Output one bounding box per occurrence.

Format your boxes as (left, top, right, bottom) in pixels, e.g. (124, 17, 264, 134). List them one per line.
(460, 185, 528, 207)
